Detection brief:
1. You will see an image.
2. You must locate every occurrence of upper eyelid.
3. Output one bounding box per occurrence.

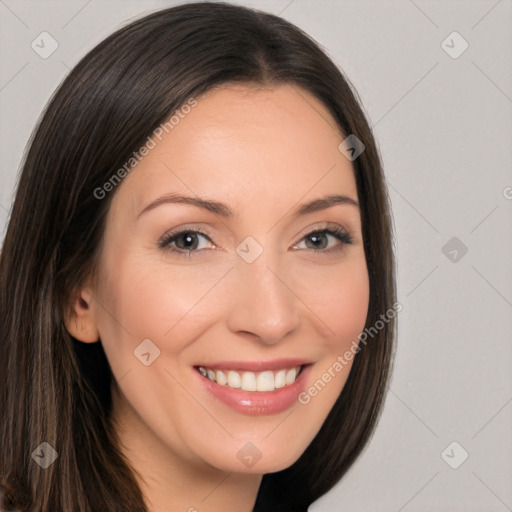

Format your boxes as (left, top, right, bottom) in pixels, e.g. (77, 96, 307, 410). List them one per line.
(294, 222, 349, 239)
(161, 222, 348, 238)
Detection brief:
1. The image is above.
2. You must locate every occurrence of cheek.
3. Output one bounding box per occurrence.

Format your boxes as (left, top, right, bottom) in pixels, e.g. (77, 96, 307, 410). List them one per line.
(328, 268, 370, 347)
(290, 259, 369, 443)
(293, 254, 370, 348)
(93, 254, 230, 367)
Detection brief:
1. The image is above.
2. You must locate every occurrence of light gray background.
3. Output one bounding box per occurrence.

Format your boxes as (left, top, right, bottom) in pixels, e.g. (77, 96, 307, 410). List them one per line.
(1, 1, 511, 510)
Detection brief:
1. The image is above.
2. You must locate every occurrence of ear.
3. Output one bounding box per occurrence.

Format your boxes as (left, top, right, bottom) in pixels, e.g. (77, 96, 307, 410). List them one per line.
(64, 288, 100, 343)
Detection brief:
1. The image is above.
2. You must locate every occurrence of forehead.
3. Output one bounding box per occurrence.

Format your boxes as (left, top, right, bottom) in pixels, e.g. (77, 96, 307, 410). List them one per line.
(111, 83, 358, 220)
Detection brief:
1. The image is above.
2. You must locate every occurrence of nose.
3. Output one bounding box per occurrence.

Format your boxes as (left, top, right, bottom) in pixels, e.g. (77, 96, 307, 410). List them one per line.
(226, 252, 301, 345)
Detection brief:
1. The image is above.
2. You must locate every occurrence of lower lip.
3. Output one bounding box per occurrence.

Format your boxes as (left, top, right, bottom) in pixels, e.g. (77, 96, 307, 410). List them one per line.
(195, 365, 312, 416)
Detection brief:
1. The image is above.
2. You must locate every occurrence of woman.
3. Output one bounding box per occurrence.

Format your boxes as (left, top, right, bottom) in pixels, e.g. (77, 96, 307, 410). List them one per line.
(0, 2, 397, 511)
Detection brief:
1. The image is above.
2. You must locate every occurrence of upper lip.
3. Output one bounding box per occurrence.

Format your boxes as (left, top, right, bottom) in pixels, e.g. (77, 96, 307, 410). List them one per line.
(195, 358, 312, 372)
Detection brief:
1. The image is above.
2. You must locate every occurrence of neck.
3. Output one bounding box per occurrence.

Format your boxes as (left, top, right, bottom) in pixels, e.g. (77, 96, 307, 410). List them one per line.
(109, 384, 262, 512)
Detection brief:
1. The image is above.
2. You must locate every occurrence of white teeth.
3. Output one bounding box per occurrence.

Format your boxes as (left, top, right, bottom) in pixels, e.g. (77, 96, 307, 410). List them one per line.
(285, 368, 297, 385)
(198, 365, 302, 392)
(227, 370, 241, 388)
(241, 372, 257, 391)
(274, 369, 286, 389)
(256, 371, 275, 392)
(216, 370, 227, 386)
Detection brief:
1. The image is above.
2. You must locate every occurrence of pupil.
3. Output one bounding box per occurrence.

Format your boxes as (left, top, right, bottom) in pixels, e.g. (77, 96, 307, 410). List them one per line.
(308, 233, 326, 249)
(179, 233, 196, 249)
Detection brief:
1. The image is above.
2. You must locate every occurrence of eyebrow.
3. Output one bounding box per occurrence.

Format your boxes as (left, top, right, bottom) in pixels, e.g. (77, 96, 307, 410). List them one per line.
(137, 192, 359, 219)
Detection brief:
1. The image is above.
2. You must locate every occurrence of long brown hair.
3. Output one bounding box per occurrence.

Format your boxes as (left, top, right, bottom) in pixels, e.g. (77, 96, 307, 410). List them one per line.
(0, 2, 396, 511)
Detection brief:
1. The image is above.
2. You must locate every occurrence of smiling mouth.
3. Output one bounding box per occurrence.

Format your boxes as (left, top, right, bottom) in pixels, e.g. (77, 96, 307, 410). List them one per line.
(195, 365, 304, 392)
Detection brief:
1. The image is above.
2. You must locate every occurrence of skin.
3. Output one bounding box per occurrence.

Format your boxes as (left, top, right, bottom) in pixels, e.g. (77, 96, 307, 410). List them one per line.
(65, 83, 370, 512)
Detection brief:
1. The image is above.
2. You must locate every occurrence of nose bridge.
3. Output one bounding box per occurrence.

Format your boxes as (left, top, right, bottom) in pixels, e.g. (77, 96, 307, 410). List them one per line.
(226, 240, 300, 344)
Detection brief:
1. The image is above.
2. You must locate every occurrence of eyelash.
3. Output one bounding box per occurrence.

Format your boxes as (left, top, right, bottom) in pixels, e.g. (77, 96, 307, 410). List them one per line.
(158, 225, 353, 258)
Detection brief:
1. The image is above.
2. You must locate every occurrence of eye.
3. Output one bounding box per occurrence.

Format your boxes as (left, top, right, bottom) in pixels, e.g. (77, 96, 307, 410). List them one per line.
(158, 225, 353, 258)
(158, 229, 214, 256)
(293, 227, 353, 254)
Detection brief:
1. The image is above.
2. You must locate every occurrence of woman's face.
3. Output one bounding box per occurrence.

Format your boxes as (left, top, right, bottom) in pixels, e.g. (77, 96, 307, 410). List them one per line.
(82, 83, 369, 474)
